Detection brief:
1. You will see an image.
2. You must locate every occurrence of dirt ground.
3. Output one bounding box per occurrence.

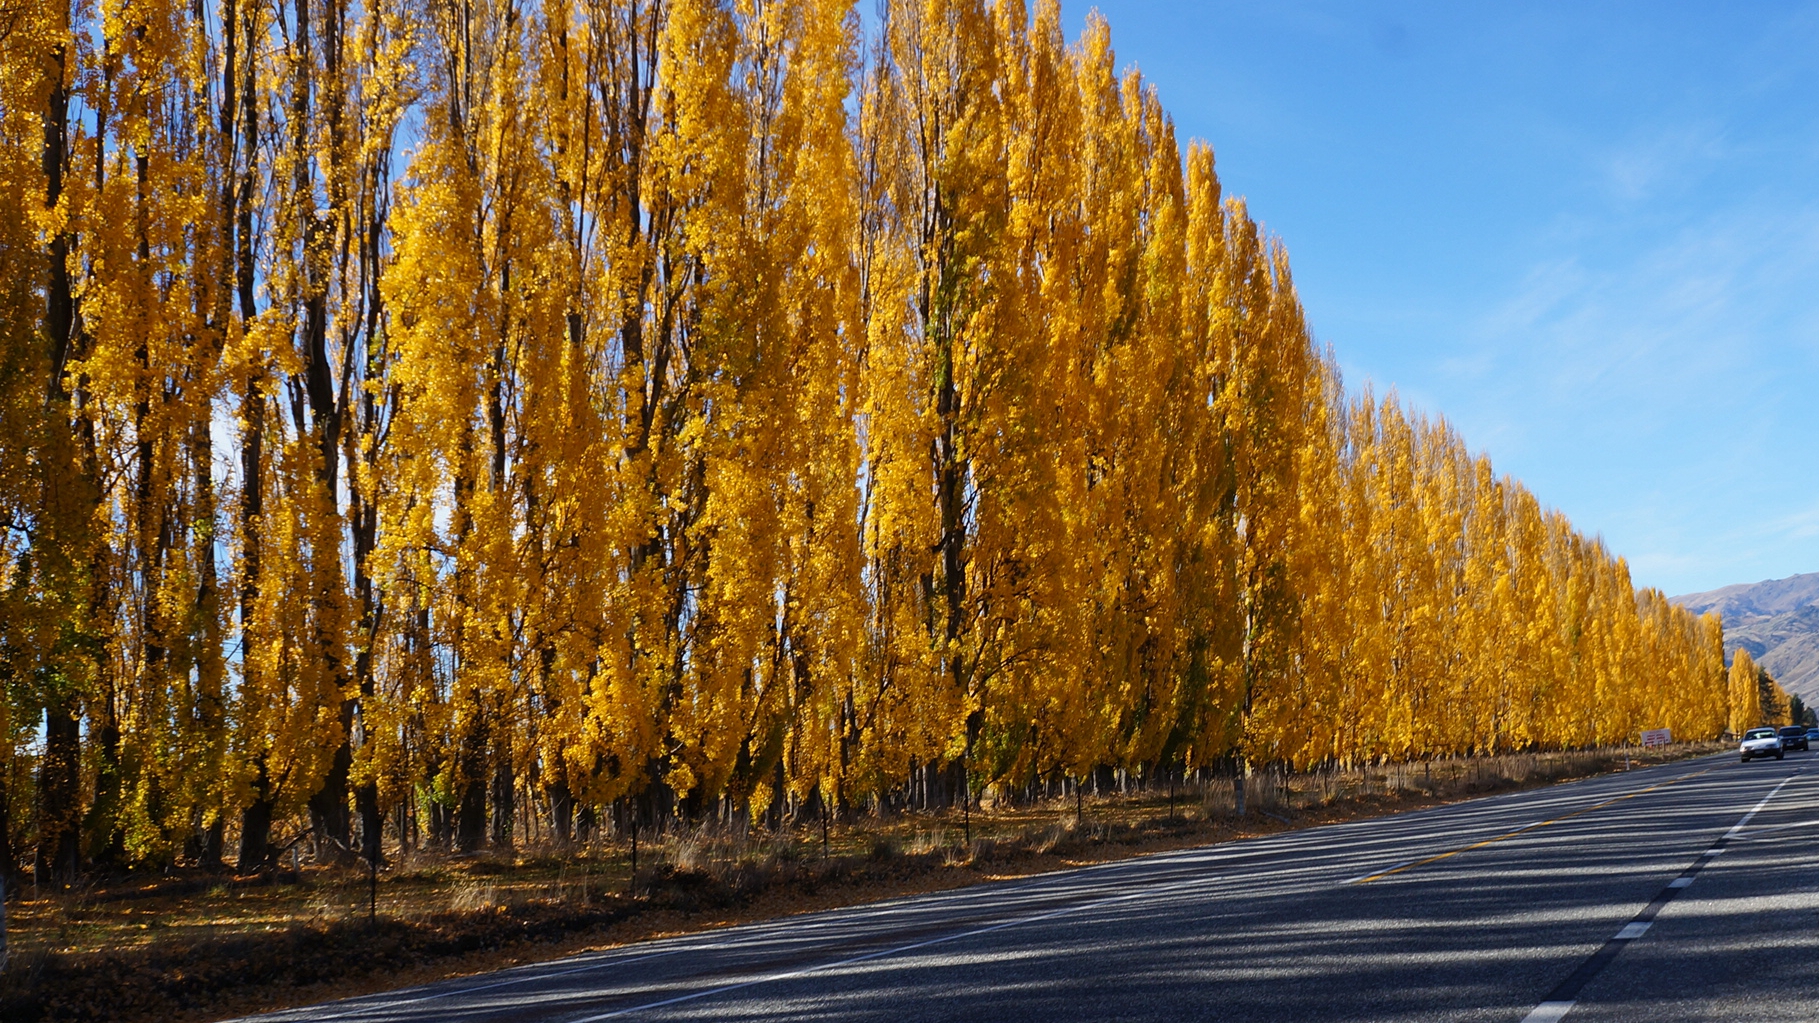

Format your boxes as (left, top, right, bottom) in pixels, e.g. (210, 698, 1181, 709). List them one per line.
(0, 743, 1722, 1023)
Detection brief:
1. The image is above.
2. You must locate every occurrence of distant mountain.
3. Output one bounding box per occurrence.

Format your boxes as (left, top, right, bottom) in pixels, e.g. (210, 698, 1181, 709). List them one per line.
(1671, 572, 1819, 704)
(1671, 571, 1819, 626)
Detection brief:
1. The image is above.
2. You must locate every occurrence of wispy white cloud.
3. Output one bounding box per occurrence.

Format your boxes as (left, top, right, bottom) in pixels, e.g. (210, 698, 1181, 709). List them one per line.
(1435, 193, 1819, 592)
(1596, 120, 1729, 204)
(1074, 0, 1819, 595)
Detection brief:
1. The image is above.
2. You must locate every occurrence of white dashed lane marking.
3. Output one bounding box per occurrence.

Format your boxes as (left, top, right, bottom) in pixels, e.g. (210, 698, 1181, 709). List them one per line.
(1521, 1001, 1575, 1023)
(1517, 769, 1802, 1023)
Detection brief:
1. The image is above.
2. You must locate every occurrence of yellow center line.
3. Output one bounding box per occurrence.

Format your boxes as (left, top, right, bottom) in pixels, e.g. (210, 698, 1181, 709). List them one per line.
(1352, 766, 1715, 884)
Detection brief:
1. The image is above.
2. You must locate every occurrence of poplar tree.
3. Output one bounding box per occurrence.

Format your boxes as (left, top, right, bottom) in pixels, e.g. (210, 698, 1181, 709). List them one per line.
(1729, 649, 1762, 735)
(0, 0, 1740, 873)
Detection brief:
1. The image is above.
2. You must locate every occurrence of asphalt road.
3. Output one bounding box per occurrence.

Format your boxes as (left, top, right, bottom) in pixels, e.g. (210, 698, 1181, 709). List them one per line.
(236, 751, 1819, 1023)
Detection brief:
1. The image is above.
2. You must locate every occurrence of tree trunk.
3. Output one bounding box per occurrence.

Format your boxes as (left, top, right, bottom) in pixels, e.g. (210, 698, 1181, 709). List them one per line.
(350, 429, 382, 865)
(355, 779, 382, 865)
(490, 759, 514, 850)
(0, 765, 13, 888)
(199, 815, 226, 871)
(35, 0, 84, 890)
(83, 714, 124, 866)
(454, 709, 488, 852)
(309, 743, 354, 863)
(428, 799, 450, 850)
(38, 706, 80, 883)
(237, 784, 274, 873)
(549, 774, 573, 847)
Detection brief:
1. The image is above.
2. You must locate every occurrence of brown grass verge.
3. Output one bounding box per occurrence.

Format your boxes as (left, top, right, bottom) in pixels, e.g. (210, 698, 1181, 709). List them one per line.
(0, 742, 1724, 1022)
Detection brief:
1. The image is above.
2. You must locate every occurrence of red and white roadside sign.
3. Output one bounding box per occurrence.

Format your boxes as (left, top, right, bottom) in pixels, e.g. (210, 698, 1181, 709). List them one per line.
(1640, 728, 1672, 748)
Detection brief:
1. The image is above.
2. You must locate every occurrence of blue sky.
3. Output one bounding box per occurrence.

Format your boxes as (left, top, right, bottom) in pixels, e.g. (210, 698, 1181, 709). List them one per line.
(1059, 1, 1819, 596)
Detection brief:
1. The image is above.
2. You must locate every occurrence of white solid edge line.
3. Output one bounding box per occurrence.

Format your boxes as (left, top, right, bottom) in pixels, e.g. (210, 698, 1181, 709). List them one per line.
(1518, 768, 1797, 1023)
(1724, 775, 1798, 840)
(256, 946, 696, 1022)
(287, 754, 1751, 1022)
(562, 872, 1225, 1022)
(260, 840, 1247, 1021)
(1521, 1000, 1575, 1023)
(1350, 761, 1725, 888)
(1724, 817, 1819, 837)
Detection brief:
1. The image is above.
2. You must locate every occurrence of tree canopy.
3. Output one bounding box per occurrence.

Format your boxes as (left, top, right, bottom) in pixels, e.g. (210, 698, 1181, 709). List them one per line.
(0, 0, 1729, 872)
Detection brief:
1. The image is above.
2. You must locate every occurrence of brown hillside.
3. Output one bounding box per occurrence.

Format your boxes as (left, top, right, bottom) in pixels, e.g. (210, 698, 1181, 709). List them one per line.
(1672, 573, 1819, 704)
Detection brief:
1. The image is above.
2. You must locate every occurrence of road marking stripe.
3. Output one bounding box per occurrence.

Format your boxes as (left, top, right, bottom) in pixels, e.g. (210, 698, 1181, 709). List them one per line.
(1521, 1000, 1575, 1023)
(1351, 768, 1712, 884)
(1342, 859, 1416, 885)
(1723, 817, 1819, 838)
(249, 826, 1282, 1020)
(1724, 774, 1796, 840)
(566, 761, 1770, 1023)
(252, 946, 696, 1022)
(1519, 770, 1802, 1021)
(252, 806, 1342, 1021)
(563, 871, 1226, 1021)
(271, 756, 1793, 1023)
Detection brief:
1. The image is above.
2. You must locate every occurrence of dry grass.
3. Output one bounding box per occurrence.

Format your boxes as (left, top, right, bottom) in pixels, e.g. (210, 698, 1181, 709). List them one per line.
(0, 742, 1723, 1022)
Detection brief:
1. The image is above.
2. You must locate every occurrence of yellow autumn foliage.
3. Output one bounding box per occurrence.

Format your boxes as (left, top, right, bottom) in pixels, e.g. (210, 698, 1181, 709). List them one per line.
(0, 0, 1733, 869)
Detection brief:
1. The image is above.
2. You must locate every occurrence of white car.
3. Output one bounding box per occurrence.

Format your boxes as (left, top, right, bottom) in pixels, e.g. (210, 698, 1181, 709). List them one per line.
(1740, 727, 1784, 762)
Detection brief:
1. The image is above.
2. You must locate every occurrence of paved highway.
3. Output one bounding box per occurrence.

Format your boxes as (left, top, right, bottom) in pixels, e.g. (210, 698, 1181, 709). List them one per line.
(236, 752, 1819, 1022)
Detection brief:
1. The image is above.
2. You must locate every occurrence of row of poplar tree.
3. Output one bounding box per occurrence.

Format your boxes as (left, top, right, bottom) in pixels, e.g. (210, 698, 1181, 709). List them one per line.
(0, 0, 1734, 876)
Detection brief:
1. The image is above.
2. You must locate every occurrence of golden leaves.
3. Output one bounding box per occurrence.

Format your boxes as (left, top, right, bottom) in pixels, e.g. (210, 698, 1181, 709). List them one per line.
(0, 0, 1737, 869)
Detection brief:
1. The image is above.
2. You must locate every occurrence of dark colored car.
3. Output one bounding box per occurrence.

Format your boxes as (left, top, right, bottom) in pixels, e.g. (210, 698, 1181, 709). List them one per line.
(1779, 726, 1809, 752)
(1807, 727, 1819, 746)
